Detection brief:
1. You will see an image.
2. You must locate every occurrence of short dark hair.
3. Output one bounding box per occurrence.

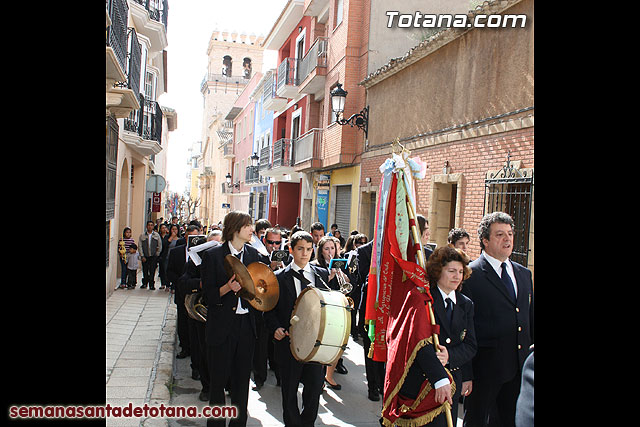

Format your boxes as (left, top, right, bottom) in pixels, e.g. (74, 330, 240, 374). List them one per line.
(426, 246, 472, 291)
(331, 223, 338, 229)
(255, 218, 272, 234)
(416, 214, 428, 236)
(447, 228, 470, 244)
(130, 243, 138, 250)
(310, 222, 325, 233)
(477, 212, 514, 250)
(290, 231, 314, 249)
(186, 224, 200, 234)
(222, 211, 252, 242)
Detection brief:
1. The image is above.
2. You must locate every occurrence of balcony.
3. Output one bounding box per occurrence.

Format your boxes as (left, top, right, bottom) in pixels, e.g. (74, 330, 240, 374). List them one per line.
(107, 0, 141, 117)
(262, 71, 287, 111)
(294, 128, 323, 171)
(303, 0, 330, 18)
(298, 37, 327, 99)
(245, 165, 260, 184)
(259, 138, 296, 178)
(122, 94, 163, 156)
(201, 72, 249, 95)
(259, 146, 271, 172)
(221, 140, 234, 159)
(129, 0, 168, 52)
(276, 58, 300, 99)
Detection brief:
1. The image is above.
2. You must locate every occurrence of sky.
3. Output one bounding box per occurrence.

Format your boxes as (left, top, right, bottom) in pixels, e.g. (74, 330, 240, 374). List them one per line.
(157, 0, 288, 194)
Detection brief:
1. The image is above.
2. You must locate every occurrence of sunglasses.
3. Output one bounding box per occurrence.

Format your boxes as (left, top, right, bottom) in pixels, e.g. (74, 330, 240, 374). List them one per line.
(265, 239, 282, 245)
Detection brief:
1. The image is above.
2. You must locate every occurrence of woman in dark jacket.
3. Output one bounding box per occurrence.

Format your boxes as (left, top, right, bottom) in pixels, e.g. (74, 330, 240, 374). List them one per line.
(423, 246, 477, 426)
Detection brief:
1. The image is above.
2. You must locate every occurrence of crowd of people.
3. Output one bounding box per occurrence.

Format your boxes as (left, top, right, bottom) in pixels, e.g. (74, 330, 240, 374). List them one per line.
(115, 211, 533, 427)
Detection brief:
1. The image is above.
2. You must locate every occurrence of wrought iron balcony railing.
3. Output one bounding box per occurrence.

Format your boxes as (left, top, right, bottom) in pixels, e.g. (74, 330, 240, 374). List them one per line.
(106, 0, 129, 73)
(123, 94, 163, 143)
(272, 138, 293, 168)
(276, 58, 300, 92)
(113, 28, 142, 95)
(259, 146, 271, 171)
(245, 165, 260, 184)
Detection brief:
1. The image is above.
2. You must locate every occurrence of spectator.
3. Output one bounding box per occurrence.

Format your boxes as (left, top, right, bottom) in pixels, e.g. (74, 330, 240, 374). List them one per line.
(139, 220, 162, 290)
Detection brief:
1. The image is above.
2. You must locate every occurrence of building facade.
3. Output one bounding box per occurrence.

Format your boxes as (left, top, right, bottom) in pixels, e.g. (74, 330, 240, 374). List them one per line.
(106, 0, 175, 298)
(198, 30, 264, 227)
(260, 0, 371, 233)
(360, 0, 534, 272)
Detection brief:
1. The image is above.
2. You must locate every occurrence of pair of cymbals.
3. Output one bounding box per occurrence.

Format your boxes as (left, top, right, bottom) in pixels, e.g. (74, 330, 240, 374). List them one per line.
(223, 255, 279, 311)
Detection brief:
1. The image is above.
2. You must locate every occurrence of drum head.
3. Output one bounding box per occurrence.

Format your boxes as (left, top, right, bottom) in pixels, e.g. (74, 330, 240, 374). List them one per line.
(289, 288, 323, 362)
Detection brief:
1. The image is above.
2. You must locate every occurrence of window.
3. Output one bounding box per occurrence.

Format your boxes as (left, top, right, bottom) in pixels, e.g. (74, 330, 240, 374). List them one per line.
(243, 57, 252, 79)
(335, 0, 344, 28)
(223, 55, 232, 76)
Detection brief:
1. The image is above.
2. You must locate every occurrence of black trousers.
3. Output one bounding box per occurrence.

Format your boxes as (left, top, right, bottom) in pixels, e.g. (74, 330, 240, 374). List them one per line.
(463, 370, 521, 427)
(207, 314, 254, 427)
(252, 315, 268, 386)
(141, 256, 158, 287)
(176, 295, 190, 354)
(188, 317, 206, 376)
(274, 339, 324, 427)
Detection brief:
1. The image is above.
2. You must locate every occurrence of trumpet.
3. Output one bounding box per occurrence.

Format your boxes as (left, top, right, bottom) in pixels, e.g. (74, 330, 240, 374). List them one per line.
(335, 268, 353, 295)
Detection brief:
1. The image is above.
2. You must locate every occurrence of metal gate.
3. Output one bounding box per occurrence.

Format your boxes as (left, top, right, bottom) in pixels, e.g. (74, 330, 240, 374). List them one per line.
(483, 154, 533, 267)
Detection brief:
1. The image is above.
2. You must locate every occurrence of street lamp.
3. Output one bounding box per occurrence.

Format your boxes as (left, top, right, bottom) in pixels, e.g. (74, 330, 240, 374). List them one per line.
(250, 152, 259, 167)
(330, 83, 368, 138)
(225, 172, 239, 189)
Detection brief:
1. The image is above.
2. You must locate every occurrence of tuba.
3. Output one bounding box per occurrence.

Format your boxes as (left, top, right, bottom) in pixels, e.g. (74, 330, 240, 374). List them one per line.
(184, 291, 208, 323)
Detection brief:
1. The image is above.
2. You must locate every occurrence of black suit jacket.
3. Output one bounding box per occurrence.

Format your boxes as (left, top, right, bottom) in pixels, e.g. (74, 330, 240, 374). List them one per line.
(199, 242, 269, 346)
(263, 262, 334, 340)
(460, 253, 533, 384)
(431, 286, 477, 384)
(355, 241, 374, 315)
(167, 244, 189, 304)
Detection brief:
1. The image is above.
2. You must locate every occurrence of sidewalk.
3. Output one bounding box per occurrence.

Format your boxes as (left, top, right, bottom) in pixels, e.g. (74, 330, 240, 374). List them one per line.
(106, 276, 177, 427)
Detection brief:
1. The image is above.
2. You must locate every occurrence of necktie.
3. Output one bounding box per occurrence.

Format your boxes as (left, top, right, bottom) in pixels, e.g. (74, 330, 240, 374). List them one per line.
(444, 298, 454, 329)
(235, 252, 247, 309)
(290, 268, 311, 295)
(500, 262, 516, 303)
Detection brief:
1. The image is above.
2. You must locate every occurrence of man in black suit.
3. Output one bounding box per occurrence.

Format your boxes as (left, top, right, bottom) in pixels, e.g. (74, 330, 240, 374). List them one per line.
(199, 211, 269, 427)
(264, 231, 335, 427)
(461, 212, 533, 427)
(167, 225, 202, 361)
(354, 240, 386, 401)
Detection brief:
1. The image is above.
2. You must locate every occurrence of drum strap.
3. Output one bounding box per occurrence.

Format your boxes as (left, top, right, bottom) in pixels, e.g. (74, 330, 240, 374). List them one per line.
(290, 269, 311, 288)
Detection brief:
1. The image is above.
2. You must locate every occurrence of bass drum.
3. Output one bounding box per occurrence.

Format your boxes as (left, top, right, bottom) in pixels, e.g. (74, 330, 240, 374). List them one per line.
(289, 287, 352, 365)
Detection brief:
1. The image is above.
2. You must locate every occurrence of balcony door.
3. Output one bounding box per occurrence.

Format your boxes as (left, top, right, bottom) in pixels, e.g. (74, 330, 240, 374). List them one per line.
(294, 29, 305, 84)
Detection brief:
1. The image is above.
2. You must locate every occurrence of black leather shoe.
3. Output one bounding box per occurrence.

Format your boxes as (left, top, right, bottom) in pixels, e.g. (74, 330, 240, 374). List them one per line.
(199, 390, 209, 402)
(368, 390, 380, 401)
(176, 350, 189, 359)
(335, 359, 348, 375)
(325, 379, 341, 390)
(252, 382, 264, 391)
(191, 369, 200, 380)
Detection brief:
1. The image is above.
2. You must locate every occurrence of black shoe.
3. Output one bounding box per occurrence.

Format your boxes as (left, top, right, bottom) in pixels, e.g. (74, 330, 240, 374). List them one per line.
(276, 377, 281, 387)
(252, 381, 264, 391)
(191, 369, 200, 380)
(176, 350, 189, 359)
(368, 390, 380, 401)
(325, 379, 341, 390)
(141, 284, 147, 289)
(149, 286, 155, 290)
(335, 360, 348, 375)
(199, 390, 209, 402)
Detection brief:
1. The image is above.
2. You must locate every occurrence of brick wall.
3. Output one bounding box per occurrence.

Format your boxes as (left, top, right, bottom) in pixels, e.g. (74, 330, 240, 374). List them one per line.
(360, 119, 533, 261)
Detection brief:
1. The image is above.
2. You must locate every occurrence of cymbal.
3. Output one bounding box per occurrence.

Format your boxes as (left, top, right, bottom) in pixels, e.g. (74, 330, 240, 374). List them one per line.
(246, 261, 279, 311)
(224, 254, 255, 301)
(223, 255, 279, 311)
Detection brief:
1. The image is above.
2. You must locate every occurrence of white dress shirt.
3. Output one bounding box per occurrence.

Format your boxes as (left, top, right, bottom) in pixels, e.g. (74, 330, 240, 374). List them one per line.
(228, 242, 248, 314)
(482, 251, 518, 298)
(290, 262, 315, 296)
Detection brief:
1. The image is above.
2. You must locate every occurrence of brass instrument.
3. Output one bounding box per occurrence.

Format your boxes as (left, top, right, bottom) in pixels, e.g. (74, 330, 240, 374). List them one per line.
(185, 292, 207, 323)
